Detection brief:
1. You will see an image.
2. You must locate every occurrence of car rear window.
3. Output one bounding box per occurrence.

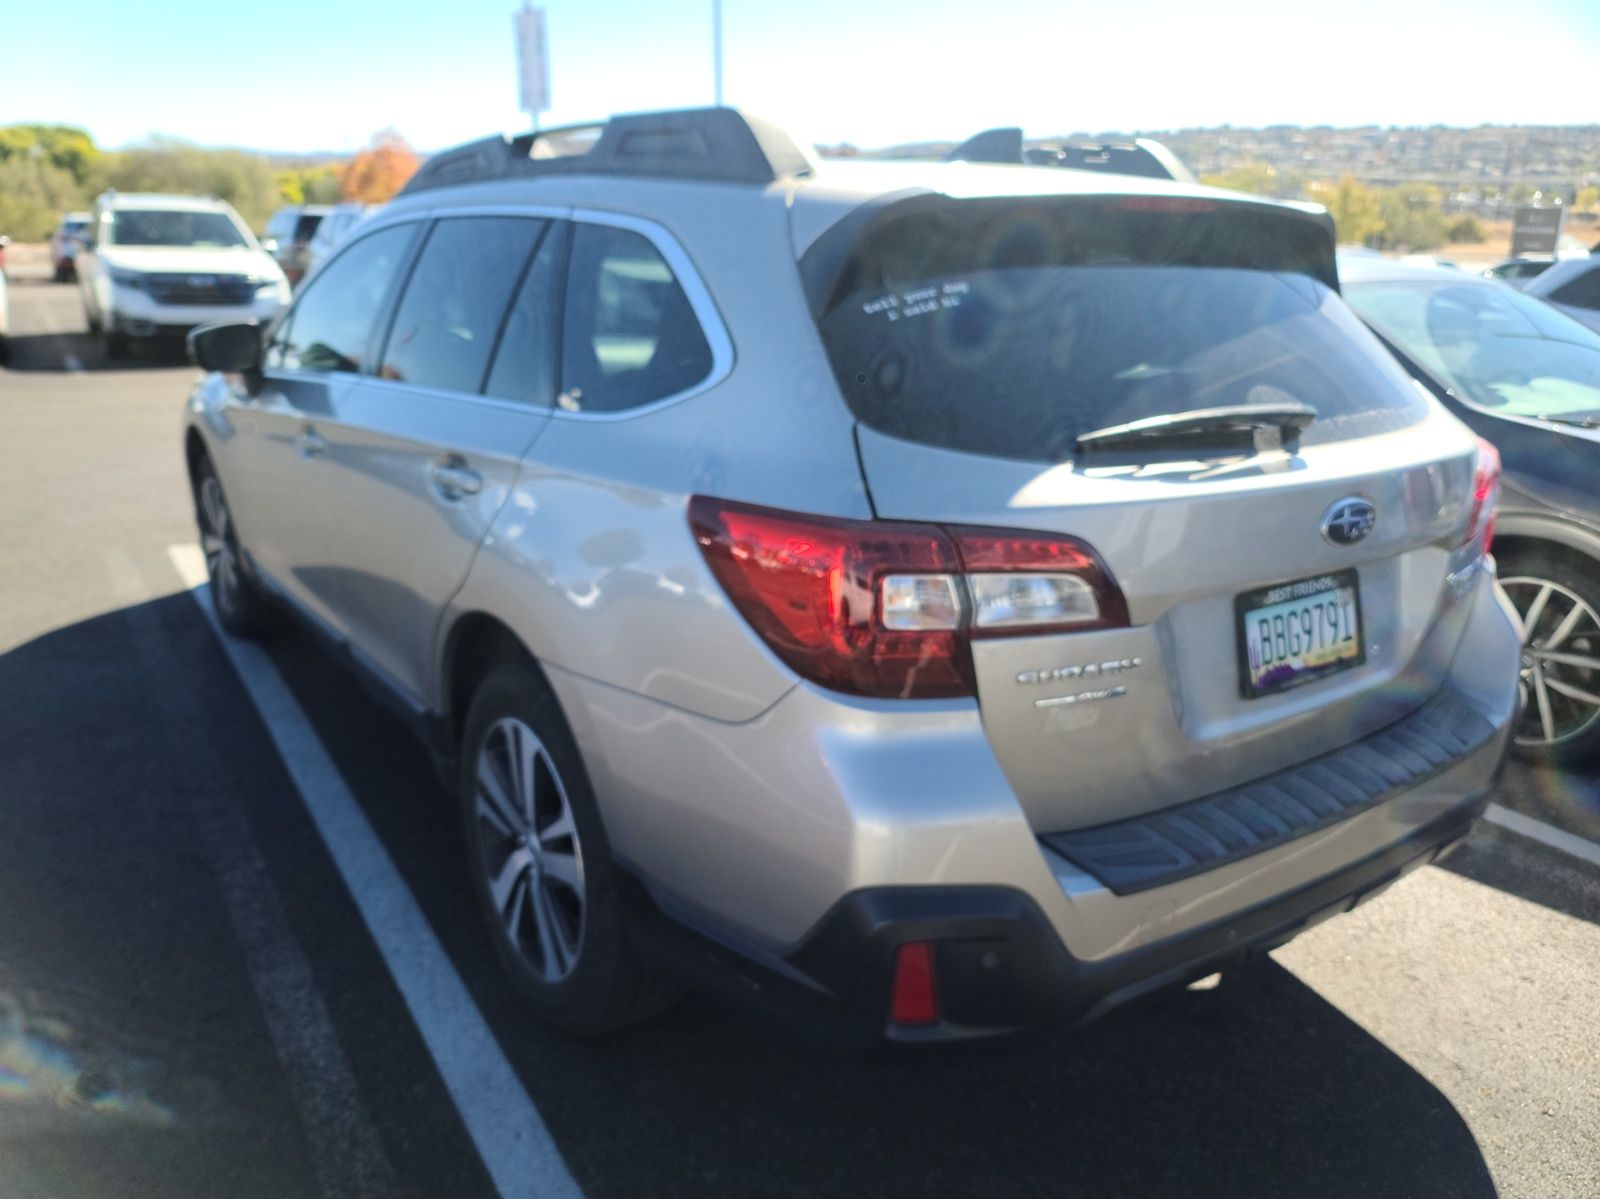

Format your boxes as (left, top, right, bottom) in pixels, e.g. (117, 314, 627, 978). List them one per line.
(807, 196, 1431, 462)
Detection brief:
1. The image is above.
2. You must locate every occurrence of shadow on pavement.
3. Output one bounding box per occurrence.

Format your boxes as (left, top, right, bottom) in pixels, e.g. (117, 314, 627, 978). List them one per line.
(1, 330, 191, 373)
(261, 618, 1503, 1199)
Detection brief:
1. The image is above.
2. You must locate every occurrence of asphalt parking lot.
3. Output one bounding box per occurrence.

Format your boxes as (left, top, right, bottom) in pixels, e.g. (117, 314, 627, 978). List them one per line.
(2, 256, 1598, 1199)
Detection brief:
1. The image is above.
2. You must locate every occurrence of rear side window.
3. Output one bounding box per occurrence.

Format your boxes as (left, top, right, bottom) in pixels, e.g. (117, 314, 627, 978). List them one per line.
(808, 196, 1430, 462)
(379, 217, 546, 393)
(558, 224, 713, 413)
(485, 222, 565, 406)
(293, 213, 324, 242)
(270, 224, 415, 373)
(1550, 266, 1600, 311)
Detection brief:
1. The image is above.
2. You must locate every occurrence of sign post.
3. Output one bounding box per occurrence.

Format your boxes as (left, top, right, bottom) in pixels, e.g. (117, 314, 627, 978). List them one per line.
(1510, 204, 1564, 258)
(514, 3, 550, 130)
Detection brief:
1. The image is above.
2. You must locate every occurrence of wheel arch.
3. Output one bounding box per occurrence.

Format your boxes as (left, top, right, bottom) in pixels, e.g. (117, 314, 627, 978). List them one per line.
(1494, 513, 1600, 577)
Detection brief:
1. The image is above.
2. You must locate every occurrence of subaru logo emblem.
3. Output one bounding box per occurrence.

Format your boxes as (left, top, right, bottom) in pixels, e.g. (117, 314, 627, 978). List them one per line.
(1322, 497, 1376, 546)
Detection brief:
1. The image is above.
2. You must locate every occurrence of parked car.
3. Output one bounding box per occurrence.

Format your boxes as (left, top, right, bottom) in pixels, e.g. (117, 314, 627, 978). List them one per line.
(304, 202, 377, 280)
(0, 232, 9, 277)
(77, 192, 290, 358)
(51, 212, 90, 281)
(1483, 256, 1556, 289)
(262, 204, 332, 286)
(1521, 254, 1600, 334)
(1340, 255, 1600, 762)
(183, 107, 1518, 1044)
(946, 126, 1194, 181)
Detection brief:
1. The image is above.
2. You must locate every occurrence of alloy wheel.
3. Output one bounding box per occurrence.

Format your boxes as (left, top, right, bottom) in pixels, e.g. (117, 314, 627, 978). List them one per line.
(198, 473, 242, 614)
(472, 717, 587, 982)
(1501, 574, 1600, 748)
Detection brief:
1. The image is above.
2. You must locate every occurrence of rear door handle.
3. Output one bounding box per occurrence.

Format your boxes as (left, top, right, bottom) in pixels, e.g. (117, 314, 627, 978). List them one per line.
(430, 458, 482, 501)
(295, 427, 328, 458)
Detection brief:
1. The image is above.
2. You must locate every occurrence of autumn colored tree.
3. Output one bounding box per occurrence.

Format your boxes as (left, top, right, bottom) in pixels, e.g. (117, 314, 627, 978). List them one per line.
(340, 130, 419, 203)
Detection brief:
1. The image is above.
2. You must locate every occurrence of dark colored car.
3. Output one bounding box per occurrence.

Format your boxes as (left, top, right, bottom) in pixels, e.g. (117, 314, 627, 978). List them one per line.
(1483, 256, 1556, 289)
(1341, 255, 1600, 762)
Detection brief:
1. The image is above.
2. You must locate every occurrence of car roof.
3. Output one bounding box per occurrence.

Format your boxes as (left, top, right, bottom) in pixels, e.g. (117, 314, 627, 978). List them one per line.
(1336, 255, 1494, 287)
(100, 193, 234, 212)
(1522, 254, 1599, 297)
(60, 212, 90, 223)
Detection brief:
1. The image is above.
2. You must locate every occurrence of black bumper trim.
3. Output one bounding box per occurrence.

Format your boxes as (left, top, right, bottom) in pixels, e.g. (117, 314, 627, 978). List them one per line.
(1040, 691, 1496, 895)
(619, 788, 1491, 1046)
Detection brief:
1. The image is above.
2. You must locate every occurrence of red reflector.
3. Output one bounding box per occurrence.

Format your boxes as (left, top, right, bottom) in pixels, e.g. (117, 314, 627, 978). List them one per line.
(890, 942, 939, 1026)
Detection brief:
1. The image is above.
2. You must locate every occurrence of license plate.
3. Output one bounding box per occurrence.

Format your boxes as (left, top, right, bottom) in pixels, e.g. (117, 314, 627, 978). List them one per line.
(1236, 569, 1364, 699)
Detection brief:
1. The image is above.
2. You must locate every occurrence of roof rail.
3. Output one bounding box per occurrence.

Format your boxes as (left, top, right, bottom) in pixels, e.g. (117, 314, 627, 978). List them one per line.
(400, 106, 816, 196)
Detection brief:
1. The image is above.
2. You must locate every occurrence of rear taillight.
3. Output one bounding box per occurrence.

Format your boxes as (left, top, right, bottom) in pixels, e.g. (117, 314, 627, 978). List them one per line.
(1464, 437, 1501, 554)
(689, 496, 1128, 700)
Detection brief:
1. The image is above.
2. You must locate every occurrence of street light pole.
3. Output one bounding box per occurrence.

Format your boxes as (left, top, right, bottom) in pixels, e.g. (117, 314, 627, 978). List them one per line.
(712, 0, 723, 106)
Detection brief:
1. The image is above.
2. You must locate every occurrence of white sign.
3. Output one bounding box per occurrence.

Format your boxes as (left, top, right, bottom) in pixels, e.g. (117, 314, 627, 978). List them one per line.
(514, 4, 550, 117)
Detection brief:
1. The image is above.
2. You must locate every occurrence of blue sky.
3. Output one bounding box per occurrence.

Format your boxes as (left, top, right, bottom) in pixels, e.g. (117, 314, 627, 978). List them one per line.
(5, 0, 1598, 153)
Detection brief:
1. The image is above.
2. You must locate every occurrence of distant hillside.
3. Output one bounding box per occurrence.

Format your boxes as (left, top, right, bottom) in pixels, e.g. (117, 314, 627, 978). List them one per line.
(825, 123, 1600, 200)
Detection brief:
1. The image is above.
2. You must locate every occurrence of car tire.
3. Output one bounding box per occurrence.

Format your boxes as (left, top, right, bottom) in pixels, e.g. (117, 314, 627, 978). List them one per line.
(193, 456, 276, 638)
(1497, 545, 1600, 766)
(104, 321, 128, 360)
(458, 662, 680, 1036)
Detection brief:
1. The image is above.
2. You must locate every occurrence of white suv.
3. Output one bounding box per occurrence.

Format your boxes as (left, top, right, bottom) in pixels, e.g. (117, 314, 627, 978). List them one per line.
(78, 193, 290, 358)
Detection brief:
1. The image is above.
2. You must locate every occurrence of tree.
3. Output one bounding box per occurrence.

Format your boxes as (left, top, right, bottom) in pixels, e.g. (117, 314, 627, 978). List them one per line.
(1306, 176, 1385, 247)
(1200, 162, 1281, 197)
(1444, 215, 1486, 244)
(94, 139, 281, 228)
(0, 158, 85, 241)
(1575, 186, 1600, 214)
(1376, 185, 1447, 252)
(0, 124, 100, 185)
(340, 130, 419, 203)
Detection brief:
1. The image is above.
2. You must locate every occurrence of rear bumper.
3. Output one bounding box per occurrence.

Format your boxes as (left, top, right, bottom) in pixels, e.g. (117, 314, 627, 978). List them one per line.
(625, 762, 1499, 1045)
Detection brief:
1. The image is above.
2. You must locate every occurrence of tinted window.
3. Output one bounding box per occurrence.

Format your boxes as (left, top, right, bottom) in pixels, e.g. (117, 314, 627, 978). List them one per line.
(1550, 265, 1600, 310)
(270, 224, 414, 373)
(293, 213, 324, 242)
(484, 222, 565, 406)
(108, 209, 248, 248)
(810, 196, 1426, 461)
(379, 217, 546, 393)
(559, 224, 713, 413)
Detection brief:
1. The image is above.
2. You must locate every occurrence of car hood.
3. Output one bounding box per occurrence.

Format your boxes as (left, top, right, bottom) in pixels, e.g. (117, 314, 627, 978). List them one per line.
(100, 246, 281, 278)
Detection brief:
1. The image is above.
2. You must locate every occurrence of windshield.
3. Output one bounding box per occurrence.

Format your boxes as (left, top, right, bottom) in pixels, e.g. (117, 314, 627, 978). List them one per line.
(1344, 278, 1600, 424)
(811, 199, 1427, 462)
(107, 209, 250, 249)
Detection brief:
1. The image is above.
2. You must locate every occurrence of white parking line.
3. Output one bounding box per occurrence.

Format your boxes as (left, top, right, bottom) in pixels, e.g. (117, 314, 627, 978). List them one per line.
(1484, 802, 1600, 869)
(168, 544, 584, 1199)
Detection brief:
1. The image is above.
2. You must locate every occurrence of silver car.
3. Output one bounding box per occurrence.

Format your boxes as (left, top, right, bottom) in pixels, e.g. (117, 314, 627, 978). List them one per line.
(183, 108, 1521, 1044)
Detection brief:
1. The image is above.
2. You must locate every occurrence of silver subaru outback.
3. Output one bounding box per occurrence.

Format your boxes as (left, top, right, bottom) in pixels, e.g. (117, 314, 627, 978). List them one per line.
(184, 108, 1520, 1044)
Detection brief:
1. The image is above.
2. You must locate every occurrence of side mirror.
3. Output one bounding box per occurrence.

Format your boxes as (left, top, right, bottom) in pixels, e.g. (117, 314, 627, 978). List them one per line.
(260, 237, 280, 255)
(189, 321, 264, 373)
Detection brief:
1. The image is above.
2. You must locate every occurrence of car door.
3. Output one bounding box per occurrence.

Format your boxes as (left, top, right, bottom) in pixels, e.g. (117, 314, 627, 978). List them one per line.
(221, 220, 421, 633)
(295, 212, 564, 704)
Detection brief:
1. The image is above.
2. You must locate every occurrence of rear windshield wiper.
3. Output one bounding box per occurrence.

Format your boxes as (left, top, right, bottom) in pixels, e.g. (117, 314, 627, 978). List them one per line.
(1074, 402, 1318, 455)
